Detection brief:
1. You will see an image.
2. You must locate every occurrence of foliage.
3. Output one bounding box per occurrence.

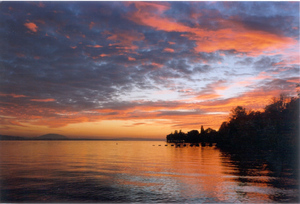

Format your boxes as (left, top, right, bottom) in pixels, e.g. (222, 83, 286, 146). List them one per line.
(166, 95, 299, 153)
(217, 96, 299, 151)
(166, 127, 217, 143)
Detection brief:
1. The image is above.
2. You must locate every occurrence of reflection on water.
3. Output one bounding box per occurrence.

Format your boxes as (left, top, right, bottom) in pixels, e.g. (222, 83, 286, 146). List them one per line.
(0, 141, 298, 202)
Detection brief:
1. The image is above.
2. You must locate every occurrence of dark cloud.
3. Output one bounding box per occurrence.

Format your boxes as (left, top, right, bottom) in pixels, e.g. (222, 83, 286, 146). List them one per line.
(165, 59, 192, 75)
(198, 52, 224, 63)
(261, 78, 298, 93)
(193, 65, 211, 73)
(235, 57, 254, 66)
(239, 16, 298, 38)
(253, 56, 279, 70)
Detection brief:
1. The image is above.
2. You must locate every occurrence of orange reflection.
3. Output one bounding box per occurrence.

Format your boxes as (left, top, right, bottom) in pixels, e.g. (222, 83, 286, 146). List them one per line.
(0, 141, 292, 202)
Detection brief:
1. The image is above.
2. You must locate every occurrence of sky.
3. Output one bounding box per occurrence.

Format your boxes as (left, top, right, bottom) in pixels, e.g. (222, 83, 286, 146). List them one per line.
(0, 1, 299, 139)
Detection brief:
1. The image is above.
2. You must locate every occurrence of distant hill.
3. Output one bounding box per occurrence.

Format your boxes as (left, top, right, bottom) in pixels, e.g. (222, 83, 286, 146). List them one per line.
(0, 134, 162, 141)
(35, 134, 68, 140)
(0, 134, 68, 140)
(0, 135, 25, 140)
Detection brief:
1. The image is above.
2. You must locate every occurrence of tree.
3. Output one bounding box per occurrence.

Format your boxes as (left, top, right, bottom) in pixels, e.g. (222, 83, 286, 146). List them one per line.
(201, 125, 204, 134)
(230, 106, 247, 120)
(187, 130, 200, 143)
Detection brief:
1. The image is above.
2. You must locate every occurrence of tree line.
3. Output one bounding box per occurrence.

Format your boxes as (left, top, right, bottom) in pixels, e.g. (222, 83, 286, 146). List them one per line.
(166, 126, 217, 144)
(166, 95, 299, 152)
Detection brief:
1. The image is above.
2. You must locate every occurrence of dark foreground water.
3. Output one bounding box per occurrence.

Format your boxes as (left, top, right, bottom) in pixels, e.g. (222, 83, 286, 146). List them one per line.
(0, 141, 299, 202)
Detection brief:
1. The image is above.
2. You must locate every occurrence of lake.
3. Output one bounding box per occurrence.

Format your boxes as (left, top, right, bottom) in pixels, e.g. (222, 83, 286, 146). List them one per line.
(0, 141, 298, 202)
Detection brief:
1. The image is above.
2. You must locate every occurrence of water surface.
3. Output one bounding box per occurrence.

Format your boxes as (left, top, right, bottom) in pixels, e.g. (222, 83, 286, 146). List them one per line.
(0, 141, 298, 202)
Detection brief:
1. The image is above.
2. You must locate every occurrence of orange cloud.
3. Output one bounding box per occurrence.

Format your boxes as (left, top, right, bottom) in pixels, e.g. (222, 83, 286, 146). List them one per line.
(89, 21, 95, 29)
(163, 48, 174, 53)
(24, 22, 38, 32)
(30, 98, 56, 102)
(86, 44, 103, 48)
(128, 57, 136, 61)
(151, 62, 164, 68)
(100, 54, 110, 57)
(0, 93, 27, 98)
(198, 88, 290, 114)
(0, 118, 28, 129)
(0, 99, 228, 132)
(106, 29, 145, 53)
(1, 79, 298, 136)
(194, 94, 221, 100)
(31, 116, 91, 128)
(9, 120, 27, 127)
(286, 78, 300, 83)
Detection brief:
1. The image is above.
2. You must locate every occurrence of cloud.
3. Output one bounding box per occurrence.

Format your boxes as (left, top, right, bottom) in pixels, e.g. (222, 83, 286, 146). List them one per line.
(193, 65, 211, 73)
(157, 109, 204, 116)
(86, 45, 103, 48)
(0, 93, 27, 98)
(235, 57, 254, 66)
(163, 48, 174, 53)
(0, 118, 28, 128)
(126, 2, 298, 55)
(192, 80, 227, 100)
(30, 98, 56, 102)
(286, 77, 300, 83)
(253, 56, 277, 70)
(24, 22, 38, 32)
(128, 57, 136, 61)
(106, 29, 145, 53)
(0, 1, 298, 136)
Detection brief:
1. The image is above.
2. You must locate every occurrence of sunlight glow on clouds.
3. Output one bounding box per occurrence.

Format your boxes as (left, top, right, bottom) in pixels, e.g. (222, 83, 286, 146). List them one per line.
(24, 22, 38, 32)
(0, 1, 299, 138)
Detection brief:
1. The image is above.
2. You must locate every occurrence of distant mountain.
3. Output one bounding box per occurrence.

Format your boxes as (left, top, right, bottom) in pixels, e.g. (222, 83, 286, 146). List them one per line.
(0, 135, 25, 140)
(0, 134, 68, 140)
(35, 134, 68, 140)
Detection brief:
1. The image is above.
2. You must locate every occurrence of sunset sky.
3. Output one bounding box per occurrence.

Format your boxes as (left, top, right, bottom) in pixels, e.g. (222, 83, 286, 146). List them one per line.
(0, 1, 299, 139)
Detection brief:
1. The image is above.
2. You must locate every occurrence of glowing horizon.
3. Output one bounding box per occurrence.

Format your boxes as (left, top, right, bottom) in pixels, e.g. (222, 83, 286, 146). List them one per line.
(0, 2, 299, 139)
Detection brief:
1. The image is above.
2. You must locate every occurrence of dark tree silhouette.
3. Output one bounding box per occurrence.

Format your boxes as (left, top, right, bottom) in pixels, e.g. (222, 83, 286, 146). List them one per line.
(167, 94, 299, 153)
(186, 130, 200, 143)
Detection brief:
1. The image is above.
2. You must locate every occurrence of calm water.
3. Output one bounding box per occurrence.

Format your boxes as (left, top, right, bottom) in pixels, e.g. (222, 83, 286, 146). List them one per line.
(0, 141, 298, 203)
